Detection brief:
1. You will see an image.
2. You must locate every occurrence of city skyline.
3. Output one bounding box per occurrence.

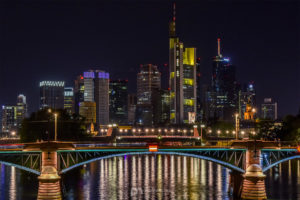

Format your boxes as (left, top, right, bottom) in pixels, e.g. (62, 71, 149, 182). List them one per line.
(0, 1, 299, 117)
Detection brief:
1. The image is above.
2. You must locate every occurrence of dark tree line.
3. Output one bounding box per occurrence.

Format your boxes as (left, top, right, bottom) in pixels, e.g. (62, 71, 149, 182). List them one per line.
(20, 109, 90, 142)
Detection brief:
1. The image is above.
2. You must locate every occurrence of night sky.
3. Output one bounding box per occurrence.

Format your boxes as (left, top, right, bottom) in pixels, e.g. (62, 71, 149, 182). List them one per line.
(0, 0, 299, 117)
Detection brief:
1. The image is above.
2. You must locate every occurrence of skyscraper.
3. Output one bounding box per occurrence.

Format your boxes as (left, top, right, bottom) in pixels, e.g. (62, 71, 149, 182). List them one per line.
(74, 75, 84, 114)
(136, 64, 161, 125)
(64, 87, 74, 114)
(239, 82, 256, 119)
(16, 94, 27, 128)
(79, 101, 96, 125)
(39, 81, 65, 110)
(209, 39, 237, 121)
(169, 3, 197, 124)
(127, 94, 137, 125)
(82, 70, 109, 126)
(1, 105, 16, 133)
(261, 98, 278, 120)
(109, 80, 128, 125)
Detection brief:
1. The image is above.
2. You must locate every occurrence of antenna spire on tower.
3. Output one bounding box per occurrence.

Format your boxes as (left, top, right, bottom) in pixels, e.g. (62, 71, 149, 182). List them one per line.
(169, 2, 176, 37)
(173, 2, 176, 22)
(217, 38, 221, 57)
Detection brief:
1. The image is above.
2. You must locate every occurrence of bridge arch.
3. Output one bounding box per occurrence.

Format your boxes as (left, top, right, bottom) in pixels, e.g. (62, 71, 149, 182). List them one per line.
(262, 155, 300, 172)
(60, 151, 245, 174)
(0, 161, 40, 175)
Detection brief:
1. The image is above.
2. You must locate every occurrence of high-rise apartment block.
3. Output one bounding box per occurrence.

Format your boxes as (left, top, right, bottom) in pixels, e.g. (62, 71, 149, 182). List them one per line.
(109, 80, 128, 125)
(169, 4, 197, 124)
(261, 98, 278, 120)
(39, 81, 65, 110)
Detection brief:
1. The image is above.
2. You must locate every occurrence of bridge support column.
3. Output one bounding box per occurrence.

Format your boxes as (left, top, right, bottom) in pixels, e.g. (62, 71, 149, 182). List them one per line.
(228, 171, 243, 198)
(37, 151, 62, 200)
(241, 164, 266, 200)
(241, 149, 267, 200)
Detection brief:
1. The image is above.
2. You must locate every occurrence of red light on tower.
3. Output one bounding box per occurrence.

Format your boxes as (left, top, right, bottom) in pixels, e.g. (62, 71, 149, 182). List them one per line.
(80, 76, 83, 80)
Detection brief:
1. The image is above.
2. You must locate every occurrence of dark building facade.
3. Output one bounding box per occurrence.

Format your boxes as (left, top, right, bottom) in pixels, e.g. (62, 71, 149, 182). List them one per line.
(206, 39, 238, 121)
(109, 80, 128, 125)
(136, 64, 161, 125)
(74, 75, 84, 115)
(39, 81, 65, 110)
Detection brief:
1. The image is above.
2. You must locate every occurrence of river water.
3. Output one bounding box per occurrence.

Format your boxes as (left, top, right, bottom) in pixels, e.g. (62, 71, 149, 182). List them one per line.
(0, 154, 300, 200)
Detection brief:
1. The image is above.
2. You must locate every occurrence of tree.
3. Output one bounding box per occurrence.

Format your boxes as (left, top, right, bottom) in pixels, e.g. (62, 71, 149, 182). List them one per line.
(20, 109, 90, 142)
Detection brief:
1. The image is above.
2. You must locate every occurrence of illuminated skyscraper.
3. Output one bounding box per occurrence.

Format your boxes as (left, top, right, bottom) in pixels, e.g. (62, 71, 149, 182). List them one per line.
(79, 101, 96, 125)
(16, 94, 27, 128)
(136, 64, 161, 125)
(82, 70, 109, 126)
(1, 105, 17, 133)
(64, 87, 74, 114)
(109, 80, 128, 125)
(39, 81, 65, 110)
(169, 3, 197, 124)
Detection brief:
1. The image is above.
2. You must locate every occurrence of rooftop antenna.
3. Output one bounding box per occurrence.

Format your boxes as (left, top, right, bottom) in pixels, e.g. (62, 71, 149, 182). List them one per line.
(217, 38, 221, 57)
(169, 2, 176, 37)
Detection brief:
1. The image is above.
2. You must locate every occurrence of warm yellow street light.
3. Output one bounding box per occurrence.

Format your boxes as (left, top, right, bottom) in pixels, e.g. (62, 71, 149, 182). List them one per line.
(54, 113, 58, 141)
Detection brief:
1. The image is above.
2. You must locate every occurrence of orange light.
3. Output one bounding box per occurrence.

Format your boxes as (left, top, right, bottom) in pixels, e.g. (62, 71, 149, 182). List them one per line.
(149, 145, 158, 152)
(297, 146, 300, 153)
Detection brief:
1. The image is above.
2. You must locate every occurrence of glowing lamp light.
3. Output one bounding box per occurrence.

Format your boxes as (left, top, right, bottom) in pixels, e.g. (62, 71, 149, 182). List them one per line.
(149, 145, 158, 152)
(151, 129, 155, 132)
(132, 129, 136, 133)
(145, 129, 149, 133)
(297, 146, 300, 153)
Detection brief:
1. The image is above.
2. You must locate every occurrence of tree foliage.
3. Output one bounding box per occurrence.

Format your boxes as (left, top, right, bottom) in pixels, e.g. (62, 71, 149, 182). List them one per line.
(20, 109, 90, 142)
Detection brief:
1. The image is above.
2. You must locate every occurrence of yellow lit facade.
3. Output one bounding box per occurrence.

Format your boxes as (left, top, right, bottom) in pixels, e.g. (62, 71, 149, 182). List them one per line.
(79, 102, 96, 125)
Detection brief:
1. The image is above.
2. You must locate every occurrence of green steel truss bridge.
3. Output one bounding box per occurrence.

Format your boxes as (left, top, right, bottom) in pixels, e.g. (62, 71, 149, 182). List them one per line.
(0, 141, 298, 175)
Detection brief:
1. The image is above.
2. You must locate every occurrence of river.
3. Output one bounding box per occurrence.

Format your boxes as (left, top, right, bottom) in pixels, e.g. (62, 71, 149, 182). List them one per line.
(0, 154, 300, 199)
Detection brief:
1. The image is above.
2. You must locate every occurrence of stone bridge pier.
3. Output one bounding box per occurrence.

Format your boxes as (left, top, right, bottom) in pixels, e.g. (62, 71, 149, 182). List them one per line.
(25, 142, 74, 200)
(229, 141, 268, 200)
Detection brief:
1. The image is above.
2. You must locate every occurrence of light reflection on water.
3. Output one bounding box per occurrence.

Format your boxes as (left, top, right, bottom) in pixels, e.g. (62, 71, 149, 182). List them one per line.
(0, 156, 300, 199)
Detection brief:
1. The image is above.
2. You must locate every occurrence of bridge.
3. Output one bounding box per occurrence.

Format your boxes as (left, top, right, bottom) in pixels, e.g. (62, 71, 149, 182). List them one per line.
(0, 140, 298, 200)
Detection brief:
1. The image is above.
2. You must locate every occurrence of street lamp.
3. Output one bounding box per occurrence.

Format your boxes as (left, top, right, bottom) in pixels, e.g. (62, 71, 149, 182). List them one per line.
(235, 113, 239, 140)
(11, 131, 16, 138)
(54, 113, 58, 141)
(200, 124, 205, 140)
